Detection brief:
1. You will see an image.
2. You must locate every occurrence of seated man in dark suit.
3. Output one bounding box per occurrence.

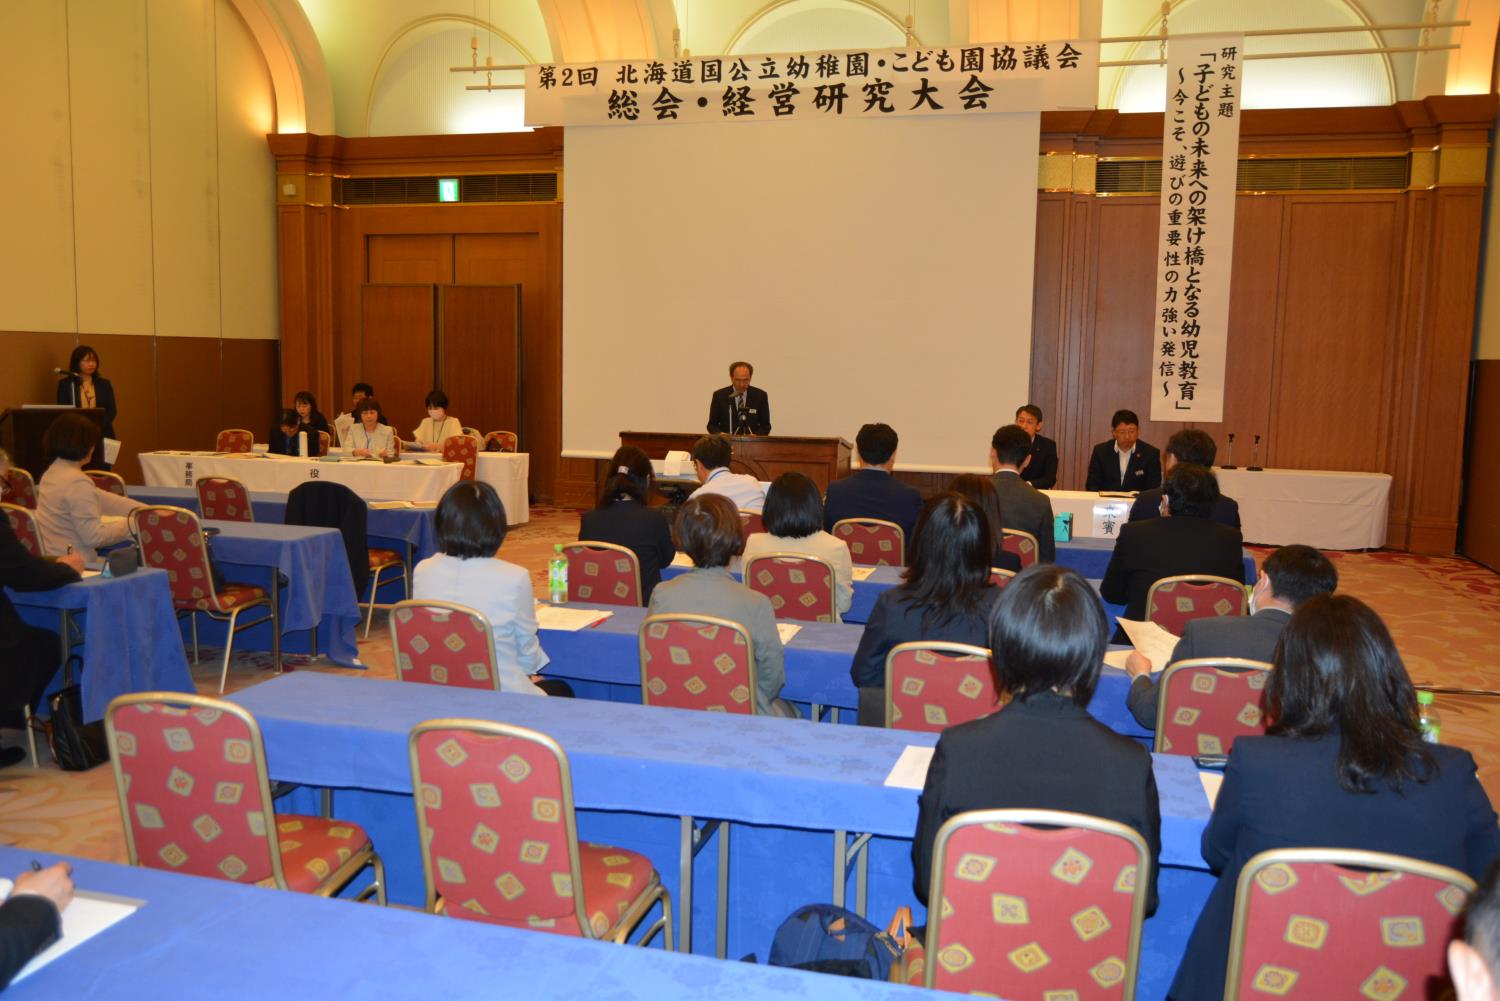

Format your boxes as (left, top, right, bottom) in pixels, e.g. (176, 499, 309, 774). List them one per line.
(1085, 408, 1162, 492)
(1123, 544, 1337, 728)
(988, 424, 1056, 563)
(1100, 463, 1245, 630)
(1014, 404, 1058, 489)
(1128, 428, 1240, 528)
(706, 360, 771, 436)
(822, 423, 923, 545)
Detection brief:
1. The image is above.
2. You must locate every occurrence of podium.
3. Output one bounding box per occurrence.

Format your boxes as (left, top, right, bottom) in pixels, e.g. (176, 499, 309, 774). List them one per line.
(620, 431, 852, 492)
(0, 407, 106, 478)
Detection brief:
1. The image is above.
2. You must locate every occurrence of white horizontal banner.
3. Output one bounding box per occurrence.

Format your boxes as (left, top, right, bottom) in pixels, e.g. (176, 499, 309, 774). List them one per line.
(525, 40, 1098, 127)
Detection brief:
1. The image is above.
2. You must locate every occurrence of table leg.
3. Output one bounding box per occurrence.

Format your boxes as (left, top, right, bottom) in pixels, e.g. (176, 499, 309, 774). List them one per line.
(716, 822, 730, 960)
(58, 611, 71, 685)
(833, 828, 847, 907)
(678, 815, 694, 954)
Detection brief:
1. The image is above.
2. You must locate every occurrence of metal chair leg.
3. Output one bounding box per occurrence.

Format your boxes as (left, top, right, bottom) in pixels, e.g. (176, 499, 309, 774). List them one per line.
(363, 567, 383, 639)
(269, 594, 281, 675)
(22, 706, 37, 766)
(218, 608, 242, 694)
(191, 614, 200, 663)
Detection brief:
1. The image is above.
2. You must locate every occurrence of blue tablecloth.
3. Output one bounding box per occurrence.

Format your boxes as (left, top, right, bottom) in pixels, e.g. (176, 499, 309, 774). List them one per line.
(129, 485, 440, 563)
(0, 846, 945, 1001)
(8, 568, 193, 721)
(199, 522, 362, 667)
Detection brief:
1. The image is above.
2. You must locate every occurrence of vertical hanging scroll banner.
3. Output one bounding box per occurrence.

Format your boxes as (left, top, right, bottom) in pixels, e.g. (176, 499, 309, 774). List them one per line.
(1150, 36, 1243, 424)
(525, 42, 1099, 127)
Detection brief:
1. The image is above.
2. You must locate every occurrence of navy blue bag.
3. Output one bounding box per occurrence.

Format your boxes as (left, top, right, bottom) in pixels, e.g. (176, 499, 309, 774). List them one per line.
(767, 904, 905, 980)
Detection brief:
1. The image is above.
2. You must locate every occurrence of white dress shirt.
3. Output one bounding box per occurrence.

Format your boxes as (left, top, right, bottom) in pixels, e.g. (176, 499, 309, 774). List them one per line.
(36, 459, 144, 568)
(1116, 444, 1135, 484)
(693, 467, 766, 514)
(411, 416, 463, 449)
(741, 530, 854, 617)
(412, 553, 547, 695)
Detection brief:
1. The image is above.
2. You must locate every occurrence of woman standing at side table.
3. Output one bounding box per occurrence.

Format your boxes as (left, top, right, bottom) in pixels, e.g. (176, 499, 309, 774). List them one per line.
(55, 345, 117, 469)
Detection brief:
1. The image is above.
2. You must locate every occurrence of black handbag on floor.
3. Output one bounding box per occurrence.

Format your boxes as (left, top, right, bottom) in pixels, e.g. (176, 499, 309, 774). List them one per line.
(46, 667, 109, 771)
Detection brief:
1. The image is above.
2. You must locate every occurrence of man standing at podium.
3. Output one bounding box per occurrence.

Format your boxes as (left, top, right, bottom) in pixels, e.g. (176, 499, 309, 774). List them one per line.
(707, 361, 771, 436)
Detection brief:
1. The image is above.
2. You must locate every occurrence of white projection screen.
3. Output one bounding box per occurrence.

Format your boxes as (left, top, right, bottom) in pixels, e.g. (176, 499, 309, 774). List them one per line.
(562, 112, 1040, 471)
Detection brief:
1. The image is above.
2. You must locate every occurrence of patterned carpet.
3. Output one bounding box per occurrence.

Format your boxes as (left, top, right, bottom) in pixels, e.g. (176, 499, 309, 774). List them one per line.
(5, 509, 1499, 868)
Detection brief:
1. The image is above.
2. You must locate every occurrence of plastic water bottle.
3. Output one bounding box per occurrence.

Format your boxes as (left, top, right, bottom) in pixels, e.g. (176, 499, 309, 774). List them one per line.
(548, 544, 568, 605)
(1416, 691, 1441, 744)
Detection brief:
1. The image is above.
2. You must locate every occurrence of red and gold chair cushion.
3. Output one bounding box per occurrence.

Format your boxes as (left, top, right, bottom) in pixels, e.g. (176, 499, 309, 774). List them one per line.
(745, 555, 836, 623)
(484, 430, 519, 453)
(136, 507, 264, 613)
(2, 505, 43, 557)
(575, 842, 658, 937)
(1, 469, 37, 510)
(832, 519, 905, 567)
(886, 643, 997, 732)
(369, 548, 404, 571)
(270, 815, 375, 893)
(391, 603, 499, 691)
(990, 568, 1016, 589)
(215, 429, 255, 453)
(441, 435, 479, 482)
(639, 616, 755, 714)
(1001, 530, 1039, 569)
(563, 544, 643, 607)
(1146, 577, 1247, 636)
(1156, 661, 1270, 756)
(196, 477, 254, 522)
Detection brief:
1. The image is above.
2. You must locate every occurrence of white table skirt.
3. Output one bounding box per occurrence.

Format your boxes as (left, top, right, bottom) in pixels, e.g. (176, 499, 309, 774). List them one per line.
(139, 451, 530, 524)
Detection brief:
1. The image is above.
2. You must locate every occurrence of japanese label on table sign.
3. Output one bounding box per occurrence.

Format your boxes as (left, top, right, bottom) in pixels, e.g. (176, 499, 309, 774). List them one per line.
(524, 40, 1099, 127)
(1091, 501, 1132, 539)
(1149, 35, 1242, 424)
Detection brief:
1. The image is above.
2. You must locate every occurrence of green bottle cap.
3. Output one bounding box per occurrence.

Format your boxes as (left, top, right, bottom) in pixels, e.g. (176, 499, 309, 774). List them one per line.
(554, 543, 563, 553)
(1416, 691, 1433, 705)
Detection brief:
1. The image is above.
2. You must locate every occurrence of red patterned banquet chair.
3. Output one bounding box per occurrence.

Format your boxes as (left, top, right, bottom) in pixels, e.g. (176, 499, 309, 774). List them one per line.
(1154, 657, 1272, 757)
(1146, 575, 1247, 635)
(743, 553, 837, 623)
(990, 567, 1017, 588)
(196, 476, 255, 523)
(898, 808, 1151, 999)
(441, 434, 479, 482)
(1, 467, 37, 510)
(884, 641, 997, 732)
(215, 429, 255, 453)
(2, 504, 43, 558)
(365, 547, 409, 639)
(562, 542, 643, 607)
(831, 518, 904, 567)
(1223, 848, 1474, 1001)
(408, 719, 673, 946)
(105, 692, 385, 902)
(390, 600, 501, 692)
(738, 510, 765, 537)
(129, 504, 279, 693)
(638, 613, 757, 715)
(85, 469, 128, 496)
(1001, 529, 1040, 569)
(484, 430, 519, 453)
(316, 430, 331, 455)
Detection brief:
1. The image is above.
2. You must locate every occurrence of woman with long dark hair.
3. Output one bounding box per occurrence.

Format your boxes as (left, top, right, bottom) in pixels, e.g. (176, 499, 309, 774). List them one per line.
(578, 445, 676, 601)
(848, 492, 1000, 726)
(55, 345, 117, 468)
(1170, 594, 1500, 1000)
(947, 473, 1022, 574)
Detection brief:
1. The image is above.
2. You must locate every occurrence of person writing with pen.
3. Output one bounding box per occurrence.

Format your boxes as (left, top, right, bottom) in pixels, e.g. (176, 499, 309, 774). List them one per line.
(0, 860, 74, 988)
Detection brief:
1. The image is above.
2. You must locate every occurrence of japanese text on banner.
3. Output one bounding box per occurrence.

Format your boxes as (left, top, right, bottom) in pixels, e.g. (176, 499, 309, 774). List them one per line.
(1150, 36, 1242, 424)
(524, 41, 1098, 127)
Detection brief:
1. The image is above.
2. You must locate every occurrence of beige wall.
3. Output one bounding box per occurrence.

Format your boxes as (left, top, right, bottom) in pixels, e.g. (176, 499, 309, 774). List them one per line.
(0, 0, 277, 342)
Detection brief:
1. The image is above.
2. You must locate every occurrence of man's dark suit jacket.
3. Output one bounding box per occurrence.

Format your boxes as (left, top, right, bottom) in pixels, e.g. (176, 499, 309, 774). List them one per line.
(0, 895, 60, 989)
(706, 385, 771, 435)
(1084, 440, 1162, 492)
(1128, 487, 1240, 529)
(578, 499, 677, 602)
(913, 692, 1161, 914)
(1099, 515, 1245, 625)
(1018, 434, 1058, 489)
(0, 516, 79, 709)
(823, 468, 923, 546)
(990, 470, 1056, 563)
(1170, 734, 1500, 1001)
(1126, 608, 1289, 729)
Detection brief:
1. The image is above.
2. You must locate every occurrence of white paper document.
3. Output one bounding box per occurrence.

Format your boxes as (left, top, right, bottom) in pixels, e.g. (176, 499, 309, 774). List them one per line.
(101, 437, 122, 465)
(0, 879, 142, 984)
(534, 605, 613, 631)
(884, 745, 936, 790)
(851, 566, 877, 581)
(1199, 771, 1224, 808)
(1116, 618, 1180, 672)
(776, 623, 802, 644)
(1102, 649, 1133, 671)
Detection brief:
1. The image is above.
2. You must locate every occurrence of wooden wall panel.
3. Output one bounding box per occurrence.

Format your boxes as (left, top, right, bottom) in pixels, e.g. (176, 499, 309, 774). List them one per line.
(440, 284, 520, 439)
(89, 334, 159, 483)
(1461, 360, 1500, 570)
(368, 235, 453, 284)
(1084, 200, 1159, 457)
(220, 339, 279, 457)
(1028, 195, 1068, 429)
(360, 284, 436, 438)
(1211, 196, 1283, 458)
(0, 332, 79, 416)
(154, 337, 222, 455)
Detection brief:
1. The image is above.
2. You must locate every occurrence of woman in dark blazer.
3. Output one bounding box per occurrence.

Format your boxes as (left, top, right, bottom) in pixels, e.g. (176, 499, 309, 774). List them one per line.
(578, 446, 676, 602)
(1170, 594, 1500, 1001)
(948, 474, 1023, 574)
(912, 563, 1161, 913)
(849, 492, 1002, 726)
(55, 345, 117, 466)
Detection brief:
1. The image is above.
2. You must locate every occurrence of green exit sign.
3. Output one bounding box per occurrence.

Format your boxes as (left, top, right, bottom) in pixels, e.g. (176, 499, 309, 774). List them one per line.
(438, 178, 459, 202)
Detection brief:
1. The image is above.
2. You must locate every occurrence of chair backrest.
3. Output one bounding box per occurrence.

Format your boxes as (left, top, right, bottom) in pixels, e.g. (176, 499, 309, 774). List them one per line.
(638, 613, 757, 714)
(85, 469, 128, 496)
(317, 430, 331, 454)
(743, 553, 837, 623)
(1224, 848, 1475, 1001)
(441, 435, 479, 482)
(884, 641, 997, 731)
(738, 510, 766, 537)
(562, 542, 643, 607)
(2, 503, 43, 557)
(285, 480, 370, 594)
(409, 719, 597, 935)
(390, 600, 502, 691)
(196, 476, 255, 523)
(1145, 575, 1247, 635)
(131, 505, 231, 611)
(1000, 529, 1040, 569)
(484, 430, 519, 453)
(831, 518, 905, 567)
(216, 429, 255, 453)
(1, 467, 37, 510)
(926, 808, 1151, 999)
(1154, 657, 1272, 756)
(989, 567, 1016, 588)
(461, 426, 483, 440)
(104, 692, 287, 888)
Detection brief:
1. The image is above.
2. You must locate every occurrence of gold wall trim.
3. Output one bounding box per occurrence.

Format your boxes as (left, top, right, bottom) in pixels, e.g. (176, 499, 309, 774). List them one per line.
(1037, 153, 1096, 195)
(1437, 145, 1489, 187)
